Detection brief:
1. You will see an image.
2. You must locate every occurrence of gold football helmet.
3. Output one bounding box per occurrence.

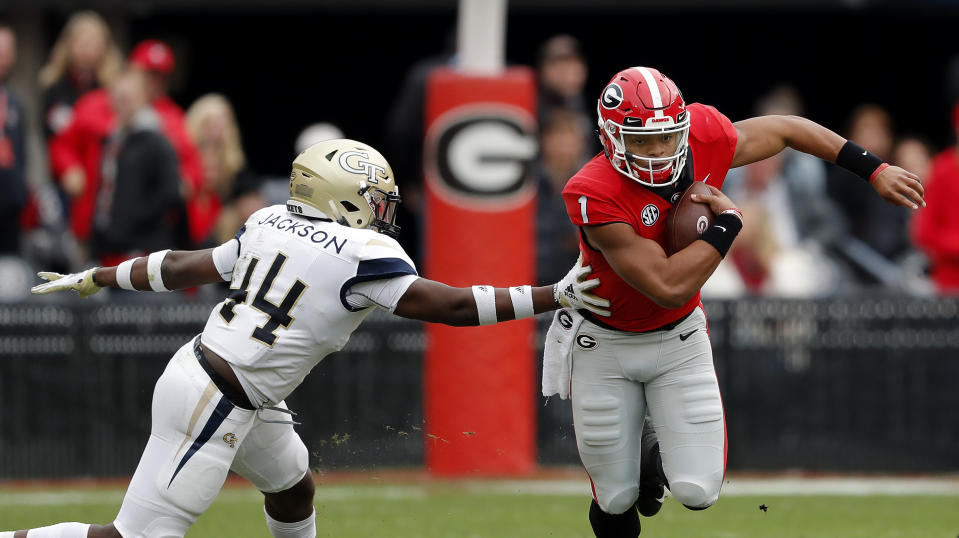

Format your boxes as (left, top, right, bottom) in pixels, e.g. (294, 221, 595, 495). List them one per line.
(286, 139, 401, 238)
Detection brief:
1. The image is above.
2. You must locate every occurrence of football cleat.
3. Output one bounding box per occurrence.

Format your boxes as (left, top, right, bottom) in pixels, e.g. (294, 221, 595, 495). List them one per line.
(636, 420, 667, 517)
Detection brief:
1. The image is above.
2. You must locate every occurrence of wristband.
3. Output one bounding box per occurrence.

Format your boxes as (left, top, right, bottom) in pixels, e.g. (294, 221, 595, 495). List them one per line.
(699, 213, 743, 258)
(147, 250, 171, 292)
(508, 285, 535, 320)
(471, 285, 497, 325)
(836, 140, 885, 183)
(719, 208, 744, 225)
(115, 258, 138, 290)
(869, 162, 890, 183)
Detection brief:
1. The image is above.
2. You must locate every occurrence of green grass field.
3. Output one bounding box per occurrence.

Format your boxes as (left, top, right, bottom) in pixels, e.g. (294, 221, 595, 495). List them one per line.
(2, 478, 958, 537)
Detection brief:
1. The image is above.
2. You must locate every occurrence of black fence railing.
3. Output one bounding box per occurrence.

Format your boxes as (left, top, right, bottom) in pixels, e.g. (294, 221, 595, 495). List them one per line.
(1, 295, 957, 479)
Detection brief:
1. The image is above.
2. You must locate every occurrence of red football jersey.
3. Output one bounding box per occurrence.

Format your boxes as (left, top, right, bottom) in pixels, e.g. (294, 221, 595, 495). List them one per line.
(562, 103, 737, 332)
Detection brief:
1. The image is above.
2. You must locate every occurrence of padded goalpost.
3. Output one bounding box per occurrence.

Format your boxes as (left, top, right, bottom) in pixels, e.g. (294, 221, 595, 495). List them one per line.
(422, 0, 539, 475)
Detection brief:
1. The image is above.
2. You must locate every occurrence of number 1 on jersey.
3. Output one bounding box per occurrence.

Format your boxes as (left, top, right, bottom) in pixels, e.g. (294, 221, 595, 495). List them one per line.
(218, 253, 308, 347)
(578, 195, 589, 224)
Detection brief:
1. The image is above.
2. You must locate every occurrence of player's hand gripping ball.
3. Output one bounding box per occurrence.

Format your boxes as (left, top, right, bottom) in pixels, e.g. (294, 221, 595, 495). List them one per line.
(665, 181, 714, 255)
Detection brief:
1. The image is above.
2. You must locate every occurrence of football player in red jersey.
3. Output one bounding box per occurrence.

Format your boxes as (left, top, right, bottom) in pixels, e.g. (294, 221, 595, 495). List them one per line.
(555, 66, 924, 537)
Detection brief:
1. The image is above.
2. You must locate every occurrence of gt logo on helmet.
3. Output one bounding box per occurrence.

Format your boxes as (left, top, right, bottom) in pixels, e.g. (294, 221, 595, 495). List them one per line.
(601, 83, 624, 110)
(339, 150, 388, 184)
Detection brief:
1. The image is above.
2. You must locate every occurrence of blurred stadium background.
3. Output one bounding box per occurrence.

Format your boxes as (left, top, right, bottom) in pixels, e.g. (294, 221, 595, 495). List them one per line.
(0, 0, 958, 536)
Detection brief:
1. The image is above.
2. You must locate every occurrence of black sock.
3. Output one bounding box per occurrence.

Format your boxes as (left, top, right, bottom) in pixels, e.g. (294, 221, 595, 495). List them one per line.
(652, 443, 668, 488)
(588, 499, 641, 538)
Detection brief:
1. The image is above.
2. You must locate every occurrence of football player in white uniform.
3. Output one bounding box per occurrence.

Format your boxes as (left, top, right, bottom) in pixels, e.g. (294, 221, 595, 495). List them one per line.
(10, 139, 610, 538)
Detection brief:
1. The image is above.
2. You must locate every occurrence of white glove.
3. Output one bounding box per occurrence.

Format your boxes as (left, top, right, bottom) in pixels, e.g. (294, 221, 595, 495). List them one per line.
(31, 268, 103, 298)
(553, 255, 611, 317)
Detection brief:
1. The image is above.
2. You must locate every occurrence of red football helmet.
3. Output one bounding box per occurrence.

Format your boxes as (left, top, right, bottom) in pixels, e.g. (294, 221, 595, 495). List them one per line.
(597, 67, 690, 187)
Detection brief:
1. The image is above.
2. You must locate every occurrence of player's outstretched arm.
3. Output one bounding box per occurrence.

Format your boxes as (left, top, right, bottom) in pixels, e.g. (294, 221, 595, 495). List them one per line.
(31, 248, 226, 297)
(731, 115, 925, 209)
(392, 257, 610, 326)
(582, 186, 742, 309)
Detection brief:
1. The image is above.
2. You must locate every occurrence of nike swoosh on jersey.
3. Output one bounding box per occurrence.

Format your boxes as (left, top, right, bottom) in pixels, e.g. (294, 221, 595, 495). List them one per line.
(679, 329, 698, 341)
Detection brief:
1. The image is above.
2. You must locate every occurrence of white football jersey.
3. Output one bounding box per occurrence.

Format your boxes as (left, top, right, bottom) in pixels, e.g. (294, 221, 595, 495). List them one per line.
(200, 205, 418, 407)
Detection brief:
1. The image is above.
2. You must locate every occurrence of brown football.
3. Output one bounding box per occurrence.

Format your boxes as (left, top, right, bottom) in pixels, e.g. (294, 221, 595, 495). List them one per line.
(665, 181, 715, 255)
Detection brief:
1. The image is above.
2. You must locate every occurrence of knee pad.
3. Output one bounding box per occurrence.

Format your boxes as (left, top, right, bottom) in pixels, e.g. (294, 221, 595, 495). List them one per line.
(599, 486, 640, 515)
(669, 480, 718, 510)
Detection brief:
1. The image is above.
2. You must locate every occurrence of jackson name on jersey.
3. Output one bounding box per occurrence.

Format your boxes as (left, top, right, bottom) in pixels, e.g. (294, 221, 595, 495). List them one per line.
(200, 204, 418, 408)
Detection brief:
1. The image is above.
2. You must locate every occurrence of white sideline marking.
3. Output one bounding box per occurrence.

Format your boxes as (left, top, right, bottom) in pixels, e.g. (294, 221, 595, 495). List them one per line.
(0, 477, 957, 507)
(722, 477, 959, 496)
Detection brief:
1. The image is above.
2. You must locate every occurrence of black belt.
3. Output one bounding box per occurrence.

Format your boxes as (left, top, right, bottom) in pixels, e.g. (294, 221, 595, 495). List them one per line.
(579, 308, 695, 334)
(193, 337, 256, 410)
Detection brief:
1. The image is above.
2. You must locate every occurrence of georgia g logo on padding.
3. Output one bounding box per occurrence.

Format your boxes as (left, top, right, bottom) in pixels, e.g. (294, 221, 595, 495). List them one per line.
(601, 83, 624, 109)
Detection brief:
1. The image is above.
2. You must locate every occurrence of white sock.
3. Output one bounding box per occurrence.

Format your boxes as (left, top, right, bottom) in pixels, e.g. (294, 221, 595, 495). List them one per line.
(264, 507, 316, 538)
(1, 532, 16, 538)
(23, 523, 91, 537)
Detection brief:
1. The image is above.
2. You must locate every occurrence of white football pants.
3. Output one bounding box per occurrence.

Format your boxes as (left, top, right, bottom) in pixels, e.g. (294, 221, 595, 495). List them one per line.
(113, 339, 309, 537)
(570, 307, 725, 514)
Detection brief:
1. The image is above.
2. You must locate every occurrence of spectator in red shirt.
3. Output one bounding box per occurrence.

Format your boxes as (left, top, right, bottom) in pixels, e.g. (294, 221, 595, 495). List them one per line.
(912, 105, 959, 293)
(185, 93, 263, 246)
(48, 39, 204, 250)
(91, 69, 187, 267)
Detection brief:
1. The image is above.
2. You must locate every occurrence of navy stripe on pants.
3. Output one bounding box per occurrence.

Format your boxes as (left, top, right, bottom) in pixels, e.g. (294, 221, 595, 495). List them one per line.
(168, 395, 235, 487)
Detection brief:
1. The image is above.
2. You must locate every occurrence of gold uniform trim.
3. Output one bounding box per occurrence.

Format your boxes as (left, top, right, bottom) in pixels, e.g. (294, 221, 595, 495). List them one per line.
(174, 380, 218, 459)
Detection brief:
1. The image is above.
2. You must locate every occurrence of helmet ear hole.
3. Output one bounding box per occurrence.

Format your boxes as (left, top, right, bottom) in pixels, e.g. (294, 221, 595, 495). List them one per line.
(340, 200, 361, 212)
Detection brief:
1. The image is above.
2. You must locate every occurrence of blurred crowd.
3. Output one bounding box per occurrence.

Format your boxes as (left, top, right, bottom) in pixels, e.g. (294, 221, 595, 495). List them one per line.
(2, 13, 959, 301)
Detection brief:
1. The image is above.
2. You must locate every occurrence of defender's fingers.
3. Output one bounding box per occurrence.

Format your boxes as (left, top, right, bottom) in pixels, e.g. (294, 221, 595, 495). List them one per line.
(582, 292, 611, 308)
(584, 303, 612, 317)
(579, 277, 601, 290)
(31, 281, 68, 294)
(36, 271, 66, 282)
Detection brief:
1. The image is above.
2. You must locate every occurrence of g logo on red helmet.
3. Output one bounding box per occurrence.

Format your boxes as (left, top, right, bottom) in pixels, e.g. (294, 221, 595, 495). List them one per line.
(601, 83, 624, 110)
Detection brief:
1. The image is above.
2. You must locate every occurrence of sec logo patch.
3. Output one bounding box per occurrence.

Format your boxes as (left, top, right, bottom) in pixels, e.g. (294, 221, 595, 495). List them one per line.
(641, 204, 660, 226)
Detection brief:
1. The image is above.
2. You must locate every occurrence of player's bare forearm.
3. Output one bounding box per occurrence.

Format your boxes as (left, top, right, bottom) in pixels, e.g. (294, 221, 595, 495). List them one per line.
(732, 115, 925, 208)
(584, 223, 721, 309)
(731, 115, 844, 168)
(95, 249, 223, 290)
(393, 278, 557, 326)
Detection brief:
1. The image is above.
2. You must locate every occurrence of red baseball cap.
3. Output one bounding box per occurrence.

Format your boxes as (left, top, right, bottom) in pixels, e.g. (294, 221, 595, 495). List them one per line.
(128, 39, 175, 75)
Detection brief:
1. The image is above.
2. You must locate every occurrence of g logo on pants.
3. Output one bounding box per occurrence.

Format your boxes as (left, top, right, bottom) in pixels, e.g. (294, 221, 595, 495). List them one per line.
(576, 334, 598, 350)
